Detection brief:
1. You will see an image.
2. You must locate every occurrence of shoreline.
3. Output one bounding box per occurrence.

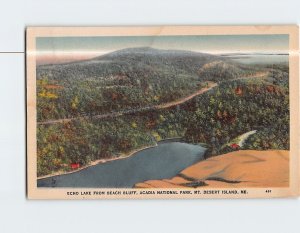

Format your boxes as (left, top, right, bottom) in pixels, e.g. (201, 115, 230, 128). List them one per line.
(37, 143, 158, 180)
(157, 137, 183, 144)
(37, 138, 198, 180)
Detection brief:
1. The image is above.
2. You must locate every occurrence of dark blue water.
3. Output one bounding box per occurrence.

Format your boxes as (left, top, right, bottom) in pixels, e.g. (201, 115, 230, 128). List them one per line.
(37, 142, 206, 188)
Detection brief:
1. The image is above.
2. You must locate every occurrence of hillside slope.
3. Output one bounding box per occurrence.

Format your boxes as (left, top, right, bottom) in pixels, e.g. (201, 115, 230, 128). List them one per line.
(134, 150, 289, 188)
(36, 47, 260, 121)
(35, 47, 287, 177)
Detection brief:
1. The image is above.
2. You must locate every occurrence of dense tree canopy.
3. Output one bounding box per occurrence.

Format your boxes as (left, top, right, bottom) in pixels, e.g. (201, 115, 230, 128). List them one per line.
(36, 48, 289, 176)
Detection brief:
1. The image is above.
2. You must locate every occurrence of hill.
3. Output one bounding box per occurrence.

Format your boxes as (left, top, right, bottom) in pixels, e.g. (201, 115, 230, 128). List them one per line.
(36, 47, 259, 122)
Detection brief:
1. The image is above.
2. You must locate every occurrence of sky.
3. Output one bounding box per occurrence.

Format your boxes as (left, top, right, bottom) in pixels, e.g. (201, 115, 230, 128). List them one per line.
(36, 34, 289, 65)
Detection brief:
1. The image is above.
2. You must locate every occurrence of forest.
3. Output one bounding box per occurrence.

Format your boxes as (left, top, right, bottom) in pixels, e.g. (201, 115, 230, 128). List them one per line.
(36, 48, 261, 121)
(36, 47, 289, 177)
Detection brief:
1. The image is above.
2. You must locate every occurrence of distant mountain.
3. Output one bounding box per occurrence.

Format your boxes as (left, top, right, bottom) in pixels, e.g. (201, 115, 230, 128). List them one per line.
(37, 47, 220, 80)
(95, 47, 215, 60)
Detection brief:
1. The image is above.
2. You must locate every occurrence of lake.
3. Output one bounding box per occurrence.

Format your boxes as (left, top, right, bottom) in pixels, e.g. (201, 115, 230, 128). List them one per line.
(224, 54, 288, 64)
(37, 142, 207, 188)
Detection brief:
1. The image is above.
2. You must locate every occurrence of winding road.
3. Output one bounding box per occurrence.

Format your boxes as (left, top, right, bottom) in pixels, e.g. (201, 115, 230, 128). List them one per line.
(37, 71, 268, 126)
(37, 82, 217, 125)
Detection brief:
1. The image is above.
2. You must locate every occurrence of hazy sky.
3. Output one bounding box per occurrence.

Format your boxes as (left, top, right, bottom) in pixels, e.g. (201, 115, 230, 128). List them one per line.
(36, 34, 289, 64)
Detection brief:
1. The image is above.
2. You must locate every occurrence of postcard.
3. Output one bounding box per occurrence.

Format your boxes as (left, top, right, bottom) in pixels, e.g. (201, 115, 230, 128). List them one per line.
(26, 26, 299, 199)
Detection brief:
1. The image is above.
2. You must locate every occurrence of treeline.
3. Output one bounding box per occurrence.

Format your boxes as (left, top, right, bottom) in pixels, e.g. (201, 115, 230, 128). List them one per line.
(37, 118, 157, 176)
(182, 79, 289, 155)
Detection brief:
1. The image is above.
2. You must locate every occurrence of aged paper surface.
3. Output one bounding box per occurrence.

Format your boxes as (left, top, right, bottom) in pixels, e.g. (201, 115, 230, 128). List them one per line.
(26, 26, 299, 199)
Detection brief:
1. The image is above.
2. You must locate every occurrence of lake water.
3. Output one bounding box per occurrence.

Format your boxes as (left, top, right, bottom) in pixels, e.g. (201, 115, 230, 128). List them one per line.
(225, 54, 288, 64)
(37, 142, 207, 188)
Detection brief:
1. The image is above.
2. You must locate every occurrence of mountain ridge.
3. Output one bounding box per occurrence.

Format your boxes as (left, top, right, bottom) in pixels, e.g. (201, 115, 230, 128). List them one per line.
(37, 47, 219, 67)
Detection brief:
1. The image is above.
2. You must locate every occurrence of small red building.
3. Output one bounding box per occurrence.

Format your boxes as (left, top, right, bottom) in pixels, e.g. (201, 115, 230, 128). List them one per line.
(70, 163, 80, 169)
(235, 87, 243, 95)
(230, 143, 240, 150)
